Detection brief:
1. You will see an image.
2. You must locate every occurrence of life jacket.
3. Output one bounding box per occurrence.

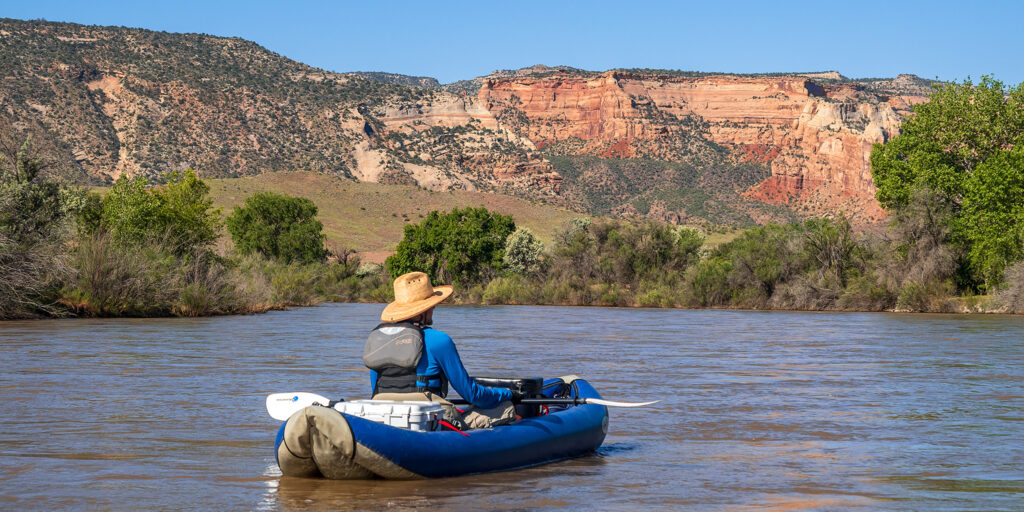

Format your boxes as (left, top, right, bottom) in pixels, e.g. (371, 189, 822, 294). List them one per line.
(363, 322, 448, 397)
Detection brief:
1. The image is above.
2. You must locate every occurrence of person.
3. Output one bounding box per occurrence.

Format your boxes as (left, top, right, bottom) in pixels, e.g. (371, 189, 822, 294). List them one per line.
(363, 271, 517, 429)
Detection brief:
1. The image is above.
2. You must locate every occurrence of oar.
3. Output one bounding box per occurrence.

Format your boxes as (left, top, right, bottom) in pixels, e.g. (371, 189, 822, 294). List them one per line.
(266, 392, 659, 421)
(449, 397, 660, 408)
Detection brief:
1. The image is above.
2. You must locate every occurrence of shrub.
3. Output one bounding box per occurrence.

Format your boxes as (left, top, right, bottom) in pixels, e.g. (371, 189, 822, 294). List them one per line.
(687, 258, 732, 306)
(95, 170, 222, 255)
(482, 275, 529, 304)
(715, 224, 799, 306)
(875, 187, 960, 296)
(0, 230, 70, 318)
(0, 136, 78, 318)
(172, 250, 248, 316)
(802, 217, 857, 286)
(503, 227, 544, 276)
(226, 192, 325, 264)
(896, 279, 956, 313)
(70, 233, 178, 316)
(386, 207, 515, 286)
(636, 279, 678, 308)
(996, 261, 1024, 313)
(837, 271, 894, 311)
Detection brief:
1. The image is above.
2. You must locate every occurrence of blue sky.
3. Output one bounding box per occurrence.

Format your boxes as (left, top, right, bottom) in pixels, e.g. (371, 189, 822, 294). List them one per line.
(3, 0, 1022, 85)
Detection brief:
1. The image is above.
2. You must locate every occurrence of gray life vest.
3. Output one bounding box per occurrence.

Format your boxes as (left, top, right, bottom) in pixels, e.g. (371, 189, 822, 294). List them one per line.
(363, 322, 447, 396)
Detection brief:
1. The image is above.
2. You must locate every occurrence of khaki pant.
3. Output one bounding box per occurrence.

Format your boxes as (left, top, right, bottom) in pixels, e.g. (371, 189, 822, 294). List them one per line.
(371, 391, 516, 430)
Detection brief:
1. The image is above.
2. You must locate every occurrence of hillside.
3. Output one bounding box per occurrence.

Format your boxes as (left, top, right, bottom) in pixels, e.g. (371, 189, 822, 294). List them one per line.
(205, 171, 583, 260)
(1, 18, 935, 225)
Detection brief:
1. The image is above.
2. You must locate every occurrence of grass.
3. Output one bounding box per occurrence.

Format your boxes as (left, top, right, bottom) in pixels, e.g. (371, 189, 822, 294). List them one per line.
(205, 171, 585, 253)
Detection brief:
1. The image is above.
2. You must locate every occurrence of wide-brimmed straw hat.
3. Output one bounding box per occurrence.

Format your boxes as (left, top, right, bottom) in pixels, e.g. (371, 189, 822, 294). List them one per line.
(380, 272, 454, 322)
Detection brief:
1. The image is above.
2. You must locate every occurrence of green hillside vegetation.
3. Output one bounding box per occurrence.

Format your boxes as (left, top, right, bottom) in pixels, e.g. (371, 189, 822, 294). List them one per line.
(2, 153, 1020, 319)
(546, 155, 795, 225)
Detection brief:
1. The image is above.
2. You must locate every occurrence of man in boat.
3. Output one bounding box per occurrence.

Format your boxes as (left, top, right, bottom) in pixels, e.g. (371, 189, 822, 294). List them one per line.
(364, 271, 517, 429)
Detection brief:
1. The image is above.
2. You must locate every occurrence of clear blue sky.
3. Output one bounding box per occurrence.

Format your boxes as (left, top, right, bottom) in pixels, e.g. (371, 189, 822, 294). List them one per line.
(3, 0, 1022, 85)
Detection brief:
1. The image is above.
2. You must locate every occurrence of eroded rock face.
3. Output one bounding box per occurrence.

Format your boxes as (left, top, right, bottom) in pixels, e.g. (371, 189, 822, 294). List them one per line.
(4, 18, 933, 224)
(476, 71, 930, 221)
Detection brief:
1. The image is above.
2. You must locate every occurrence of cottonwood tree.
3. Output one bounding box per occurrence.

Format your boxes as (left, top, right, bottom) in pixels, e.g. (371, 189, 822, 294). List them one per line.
(80, 169, 222, 256)
(226, 192, 325, 264)
(870, 76, 1024, 290)
(386, 207, 515, 286)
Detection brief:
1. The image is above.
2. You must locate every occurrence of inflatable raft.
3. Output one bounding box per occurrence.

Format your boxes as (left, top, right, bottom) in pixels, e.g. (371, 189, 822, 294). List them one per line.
(274, 377, 608, 479)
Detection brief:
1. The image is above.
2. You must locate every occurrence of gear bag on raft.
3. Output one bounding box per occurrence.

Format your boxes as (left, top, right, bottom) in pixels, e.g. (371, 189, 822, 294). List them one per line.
(363, 322, 447, 396)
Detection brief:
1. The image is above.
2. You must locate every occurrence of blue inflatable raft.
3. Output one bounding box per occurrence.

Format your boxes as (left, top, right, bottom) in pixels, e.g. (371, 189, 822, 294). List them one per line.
(274, 377, 608, 479)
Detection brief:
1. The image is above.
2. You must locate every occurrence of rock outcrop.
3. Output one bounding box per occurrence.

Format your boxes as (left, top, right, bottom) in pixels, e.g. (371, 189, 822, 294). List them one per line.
(477, 71, 931, 221)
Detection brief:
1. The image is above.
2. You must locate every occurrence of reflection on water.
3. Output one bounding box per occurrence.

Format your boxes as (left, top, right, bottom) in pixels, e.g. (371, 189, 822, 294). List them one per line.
(1, 305, 1022, 510)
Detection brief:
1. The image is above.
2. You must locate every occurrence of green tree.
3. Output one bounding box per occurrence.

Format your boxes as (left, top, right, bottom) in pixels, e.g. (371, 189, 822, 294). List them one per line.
(95, 175, 158, 245)
(386, 207, 515, 285)
(0, 136, 83, 242)
(152, 170, 221, 251)
(958, 147, 1024, 286)
(717, 224, 796, 303)
(871, 76, 1024, 210)
(870, 76, 1024, 289)
(226, 192, 325, 264)
(92, 169, 221, 254)
(504, 227, 544, 275)
(0, 136, 78, 318)
(676, 227, 705, 268)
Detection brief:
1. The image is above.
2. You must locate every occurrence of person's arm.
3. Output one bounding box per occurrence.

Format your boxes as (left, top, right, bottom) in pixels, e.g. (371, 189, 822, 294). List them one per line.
(429, 330, 512, 408)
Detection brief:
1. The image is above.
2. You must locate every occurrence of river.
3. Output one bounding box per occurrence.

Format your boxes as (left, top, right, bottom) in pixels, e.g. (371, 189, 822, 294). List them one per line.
(1, 304, 1022, 510)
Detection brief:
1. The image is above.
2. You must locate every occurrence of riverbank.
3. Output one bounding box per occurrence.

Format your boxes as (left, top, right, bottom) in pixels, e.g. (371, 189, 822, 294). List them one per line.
(23, 288, 1020, 321)
(9, 222, 1024, 320)
(5, 167, 1023, 320)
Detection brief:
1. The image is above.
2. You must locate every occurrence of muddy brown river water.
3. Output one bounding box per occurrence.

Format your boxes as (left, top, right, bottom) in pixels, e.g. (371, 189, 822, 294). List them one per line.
(1, 304, 1022, 510)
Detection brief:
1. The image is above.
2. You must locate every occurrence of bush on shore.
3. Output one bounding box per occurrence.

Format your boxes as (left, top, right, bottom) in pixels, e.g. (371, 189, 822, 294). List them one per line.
(386, 207, 515, 286)
(226, 192, 326, 264)
(0, 134, 78, 318)
(996, 261, 1024, 314)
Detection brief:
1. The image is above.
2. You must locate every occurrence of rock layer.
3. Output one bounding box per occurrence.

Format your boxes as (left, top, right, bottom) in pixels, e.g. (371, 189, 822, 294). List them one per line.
(477, 71, 930, 221)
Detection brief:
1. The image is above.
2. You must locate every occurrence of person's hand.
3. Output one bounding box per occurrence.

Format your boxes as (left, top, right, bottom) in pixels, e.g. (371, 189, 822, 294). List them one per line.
(509, 390, 525, 402)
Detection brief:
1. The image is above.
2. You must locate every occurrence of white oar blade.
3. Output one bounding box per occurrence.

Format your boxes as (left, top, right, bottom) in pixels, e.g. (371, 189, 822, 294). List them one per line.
(266, 392, 331, 421)
(585, 398, 660, 408)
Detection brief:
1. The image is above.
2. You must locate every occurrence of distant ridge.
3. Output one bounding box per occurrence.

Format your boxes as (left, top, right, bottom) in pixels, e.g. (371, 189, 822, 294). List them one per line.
(0, 17, 935, 225)
(350, 71, 441, 89)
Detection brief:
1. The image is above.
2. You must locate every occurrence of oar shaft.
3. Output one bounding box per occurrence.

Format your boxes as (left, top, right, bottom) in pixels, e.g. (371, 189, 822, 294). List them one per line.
(519, 398, 587, 405)
(450, 397, 586, 406)
(449, 397, 658, 408)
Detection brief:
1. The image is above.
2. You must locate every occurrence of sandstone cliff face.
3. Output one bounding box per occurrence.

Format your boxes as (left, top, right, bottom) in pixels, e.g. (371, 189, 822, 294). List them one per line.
(477, 71, 930, 221)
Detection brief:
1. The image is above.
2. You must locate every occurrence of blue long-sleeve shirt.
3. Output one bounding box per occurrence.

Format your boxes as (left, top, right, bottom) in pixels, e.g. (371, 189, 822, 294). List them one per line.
(369, 327, 512, 409)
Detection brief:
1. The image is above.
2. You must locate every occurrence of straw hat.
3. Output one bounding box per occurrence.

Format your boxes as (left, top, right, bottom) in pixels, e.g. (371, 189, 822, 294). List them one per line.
(380, 272, 454, 322)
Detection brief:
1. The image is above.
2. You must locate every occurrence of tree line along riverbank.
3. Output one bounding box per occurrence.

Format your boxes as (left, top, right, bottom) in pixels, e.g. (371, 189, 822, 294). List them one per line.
(2, 77, 1022, 319)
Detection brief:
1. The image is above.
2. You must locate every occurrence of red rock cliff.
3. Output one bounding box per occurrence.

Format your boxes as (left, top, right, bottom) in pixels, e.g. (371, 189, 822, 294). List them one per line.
(478, 71, 930, 221)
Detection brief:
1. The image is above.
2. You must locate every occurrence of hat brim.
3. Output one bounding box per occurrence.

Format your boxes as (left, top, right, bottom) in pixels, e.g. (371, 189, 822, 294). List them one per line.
(380, 285, 454, 322)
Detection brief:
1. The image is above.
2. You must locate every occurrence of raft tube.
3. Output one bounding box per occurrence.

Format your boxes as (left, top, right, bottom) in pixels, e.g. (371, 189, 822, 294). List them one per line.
(274, 377, 608, 479)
